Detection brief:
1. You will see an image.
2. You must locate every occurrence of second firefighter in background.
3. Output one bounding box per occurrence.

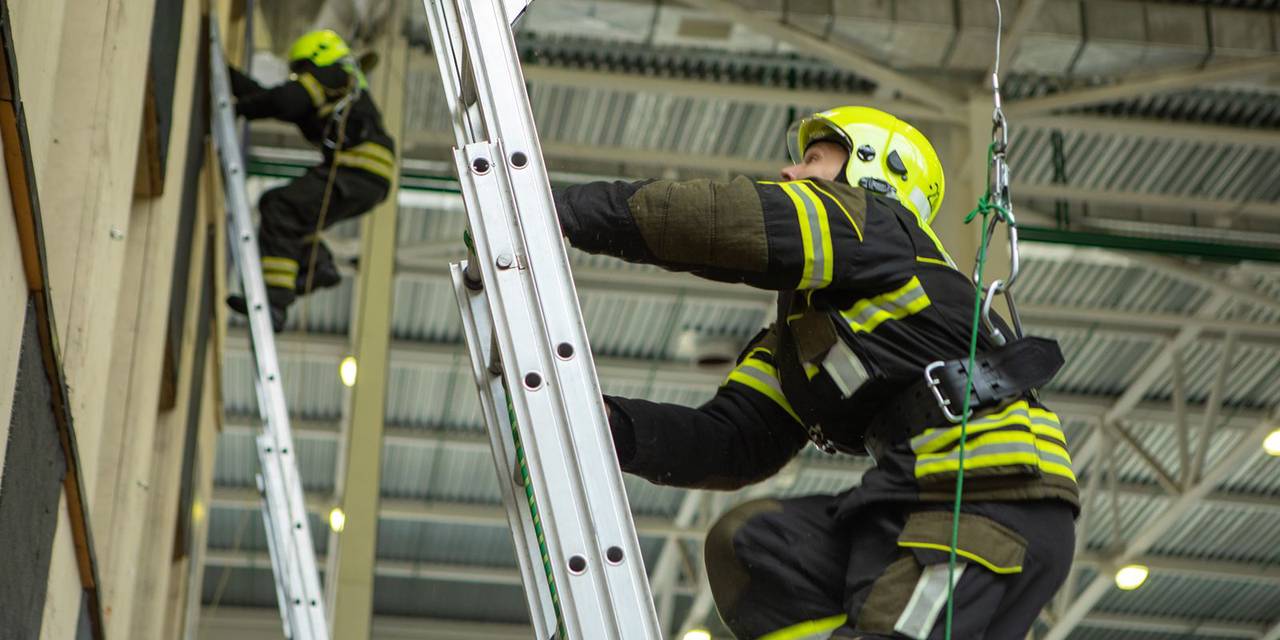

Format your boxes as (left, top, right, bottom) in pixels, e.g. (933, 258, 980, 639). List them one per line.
(226, 29, 397, 331)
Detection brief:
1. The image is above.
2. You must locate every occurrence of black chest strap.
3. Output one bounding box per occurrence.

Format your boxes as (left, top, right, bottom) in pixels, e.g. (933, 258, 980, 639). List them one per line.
(774, 293, 866, 455)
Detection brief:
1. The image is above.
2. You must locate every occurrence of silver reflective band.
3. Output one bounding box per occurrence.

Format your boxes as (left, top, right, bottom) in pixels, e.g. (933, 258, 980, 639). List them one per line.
(789, 183, 828, 289)
(739, 362, 786, 396)
(895, 562, 967, 640)
(821, 339, 868, 398)
(846, 283, 928, 329)
(908, 186, 933, 224)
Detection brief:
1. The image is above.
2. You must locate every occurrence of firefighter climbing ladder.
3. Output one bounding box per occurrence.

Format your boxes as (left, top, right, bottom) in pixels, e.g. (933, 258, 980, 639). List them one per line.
(208, 21, 330, 640)
(424, 0, 662, 637)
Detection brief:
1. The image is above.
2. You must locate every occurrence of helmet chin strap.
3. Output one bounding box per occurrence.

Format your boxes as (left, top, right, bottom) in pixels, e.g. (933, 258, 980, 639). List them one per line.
(834, 161, 851, 185)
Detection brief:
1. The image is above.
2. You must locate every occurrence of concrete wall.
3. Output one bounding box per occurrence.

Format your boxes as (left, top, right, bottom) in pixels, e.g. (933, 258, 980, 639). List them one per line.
(1, 0, 227, 637)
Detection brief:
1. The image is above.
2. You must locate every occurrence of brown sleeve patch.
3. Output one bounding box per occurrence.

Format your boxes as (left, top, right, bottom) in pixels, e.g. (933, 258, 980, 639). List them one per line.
(627, 176, 768, 272)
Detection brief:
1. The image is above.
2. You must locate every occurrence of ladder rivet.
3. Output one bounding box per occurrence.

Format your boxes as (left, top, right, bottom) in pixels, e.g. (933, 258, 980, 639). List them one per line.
(310, 600, 318, 607)
(471, 157, 491, 174)
(254, 303, 263, 311)
(556, 343, 574, 359)
(296, 522, 303, 529)
(510, 151, 528, 168)
(242, 234, 251, 242)
(294, 598, 302, 605)
(281, 448, 289, 455)
(496, 253, 513, 269)
(268, 374, 276, 381)
(524, 372, 542, 389)
(568, 555, 587, 575)
(606, 546, 624, 565)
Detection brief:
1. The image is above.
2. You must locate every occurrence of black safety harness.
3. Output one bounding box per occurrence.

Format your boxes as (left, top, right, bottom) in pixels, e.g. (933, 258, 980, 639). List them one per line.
(773, 292, 1064, 459)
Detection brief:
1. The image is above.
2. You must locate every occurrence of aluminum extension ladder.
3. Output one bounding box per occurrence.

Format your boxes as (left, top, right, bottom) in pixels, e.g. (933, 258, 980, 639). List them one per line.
(423, 0, 662, 637)
(208, 21, 330, 640)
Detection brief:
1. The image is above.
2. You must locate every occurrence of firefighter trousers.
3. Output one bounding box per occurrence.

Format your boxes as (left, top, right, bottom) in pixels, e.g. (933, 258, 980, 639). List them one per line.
(258, 165, 389, 307)
(704, 494, 1074, 639)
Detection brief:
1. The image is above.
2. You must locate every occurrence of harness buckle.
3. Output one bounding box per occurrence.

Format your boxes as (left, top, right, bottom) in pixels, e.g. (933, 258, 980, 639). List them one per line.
(924, 361, 971, 424)
(807, 424, 839, 455)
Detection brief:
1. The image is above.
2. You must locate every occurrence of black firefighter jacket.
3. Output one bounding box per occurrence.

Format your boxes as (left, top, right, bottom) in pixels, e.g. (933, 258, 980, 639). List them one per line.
(555, 177, 1079, 513)
(230, 64, 396, 182)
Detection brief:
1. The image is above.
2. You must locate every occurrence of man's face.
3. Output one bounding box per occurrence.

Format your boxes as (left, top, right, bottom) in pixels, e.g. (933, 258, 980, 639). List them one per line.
(779, 140, 849, 182)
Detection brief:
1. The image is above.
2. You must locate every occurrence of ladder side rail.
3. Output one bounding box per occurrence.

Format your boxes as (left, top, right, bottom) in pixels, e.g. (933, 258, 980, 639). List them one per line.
(208, 21, 330, 639)
(422, 0, 474, 147)
(258, 436, 324, 638)
(451, 0, 659, 632)
(453, 145, 605, 637)
(258, 476, 295, 639)
(451, 265, 558, 636)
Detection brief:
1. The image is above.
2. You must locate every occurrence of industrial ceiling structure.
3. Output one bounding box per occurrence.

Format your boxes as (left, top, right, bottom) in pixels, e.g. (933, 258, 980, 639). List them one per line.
(202, 0, 1280, 638)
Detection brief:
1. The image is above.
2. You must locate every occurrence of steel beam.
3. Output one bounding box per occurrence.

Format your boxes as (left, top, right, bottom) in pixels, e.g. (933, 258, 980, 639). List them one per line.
(388, 258, 1280, 342)
(1044, 409, 1280, 639)
(215, 426, 1280, 515)
(409, 130, 782, 176)
(675, 0, 958, 112)
(324, 5, 407, 636)
(1081, 612, 1266, 638)
(1021, 114, 1280, 149)
(209, 551, 694, 596)
(1013, 182, 1280, 222)
(1126, 255, 1280, 317)
(1006, 56, 1280, 117)
(519, 62, 962, 125)
(1075, 553, 1280, 583)
(649, 492, 704, 634)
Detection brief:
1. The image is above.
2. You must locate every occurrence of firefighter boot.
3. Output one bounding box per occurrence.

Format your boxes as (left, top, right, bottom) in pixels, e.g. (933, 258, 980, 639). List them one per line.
(295, 239, 342, 294)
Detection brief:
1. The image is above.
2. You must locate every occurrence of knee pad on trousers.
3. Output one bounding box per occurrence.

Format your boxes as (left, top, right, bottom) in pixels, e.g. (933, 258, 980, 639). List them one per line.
(704, 499, 783, 621)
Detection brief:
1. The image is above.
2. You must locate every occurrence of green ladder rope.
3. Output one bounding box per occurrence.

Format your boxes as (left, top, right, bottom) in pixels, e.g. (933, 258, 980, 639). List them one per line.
(944, 143, 1011, 639)
(466, 229, 568, 638)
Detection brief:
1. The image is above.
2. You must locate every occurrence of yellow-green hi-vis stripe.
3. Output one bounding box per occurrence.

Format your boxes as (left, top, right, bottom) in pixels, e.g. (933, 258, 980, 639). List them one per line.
(725, 349, 801, 423)
(777, 181, 834, 290)
(758, 614, 849, 640)
(841, 276, 932, 333)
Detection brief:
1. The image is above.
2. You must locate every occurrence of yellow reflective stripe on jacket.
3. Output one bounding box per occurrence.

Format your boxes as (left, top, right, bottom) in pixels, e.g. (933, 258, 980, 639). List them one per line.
(841, 276, 931, 334)
(915, 430, 1042, 478)
(296, 73, 327, 108)
(910, 402, 1063, 454)
(911, 403, 1077, 482)
(913, 215, 956, 268)
(334, 142, 396, 181)
(775, 181, 833, 289)
(758, 614, 848, 640)
(725, 349, 801, 423)
(916, 256, 951, 268)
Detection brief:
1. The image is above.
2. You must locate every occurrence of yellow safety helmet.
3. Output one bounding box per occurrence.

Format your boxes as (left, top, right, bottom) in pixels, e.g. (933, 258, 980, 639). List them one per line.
(288, 29, 352, 68)
(788, 106, 945, 224)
